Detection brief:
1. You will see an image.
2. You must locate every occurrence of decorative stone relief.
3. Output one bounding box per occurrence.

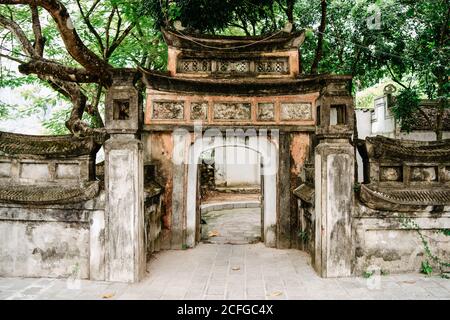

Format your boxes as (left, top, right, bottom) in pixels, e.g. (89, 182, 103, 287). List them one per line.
(257, 103, 275, 121)
(213, 102, 251, 120)
(152, 101, 184, 120)
(380, 166, 402, 182)
(178, 59, 211, 73)
(256, 58, 289, 74)
(446, 167, 450, 181)
(176, 57, 289, 74)
(411, 166, 438, 182)
(190, 102, 208, 120)
(217, 60, 250, 73)
(280, 102, 312, 120)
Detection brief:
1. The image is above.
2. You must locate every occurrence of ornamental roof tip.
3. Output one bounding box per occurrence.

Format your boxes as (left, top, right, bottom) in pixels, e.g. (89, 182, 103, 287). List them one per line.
(365, 135, 450, 162)
(359, 183, 450, 211)
(161, 28, 306, 51)
(0, 131, 101, 159)
(0, 181, 100, 205)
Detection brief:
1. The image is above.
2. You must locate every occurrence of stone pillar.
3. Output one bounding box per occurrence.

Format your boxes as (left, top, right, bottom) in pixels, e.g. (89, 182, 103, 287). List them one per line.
(278, 132, 292, 249)
(314, 140, 354, 277)
(314, 79, 354, 277)
(104, 69, 145, 282)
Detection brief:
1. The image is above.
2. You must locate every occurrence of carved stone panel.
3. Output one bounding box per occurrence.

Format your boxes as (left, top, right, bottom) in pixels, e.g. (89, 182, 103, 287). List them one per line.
(152, 101, 184, 120)
(411, 166, 438, 182)
(217, 60, 250, 73)
(213, 102, 251, 120)
(280, 102, 312, 121)
(256, 58, 289, 74)
(190, 102, 208, 120)
(178, 59, 211, 73)
(380, 166, 403, 182)
(257, 103, 275, 121)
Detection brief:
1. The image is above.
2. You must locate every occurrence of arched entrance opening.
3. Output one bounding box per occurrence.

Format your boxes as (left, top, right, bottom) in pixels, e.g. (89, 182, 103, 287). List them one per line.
(186, 134, 278, 248)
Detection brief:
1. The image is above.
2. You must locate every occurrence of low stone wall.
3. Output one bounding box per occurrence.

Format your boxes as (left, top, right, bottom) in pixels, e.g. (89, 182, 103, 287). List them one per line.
(353, 136, 450, 275)
(0, 131, 107, 280)
(0, 192, 105, 280)
(353, 202, 450, 274)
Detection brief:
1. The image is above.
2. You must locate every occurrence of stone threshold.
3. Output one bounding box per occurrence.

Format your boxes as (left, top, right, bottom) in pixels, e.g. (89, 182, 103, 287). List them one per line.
(200, 200, 261, 214)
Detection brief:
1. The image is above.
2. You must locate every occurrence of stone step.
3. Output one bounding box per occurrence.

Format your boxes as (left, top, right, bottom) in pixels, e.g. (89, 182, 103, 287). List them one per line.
(214, 186, 261, 193)
(200, 201, 261, 214)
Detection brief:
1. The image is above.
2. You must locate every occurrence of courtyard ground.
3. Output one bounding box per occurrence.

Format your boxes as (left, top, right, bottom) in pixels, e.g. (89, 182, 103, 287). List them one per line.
(0, 243, 449, 300)
(201, 207, 261, 244)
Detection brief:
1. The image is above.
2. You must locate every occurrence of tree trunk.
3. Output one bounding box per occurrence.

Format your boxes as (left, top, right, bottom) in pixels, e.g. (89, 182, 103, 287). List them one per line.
(310, 0, 327, 74)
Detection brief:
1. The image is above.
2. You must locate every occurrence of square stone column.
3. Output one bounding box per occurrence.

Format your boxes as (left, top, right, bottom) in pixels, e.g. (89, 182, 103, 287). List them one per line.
(104, 69, 146, 282)
(313, 79, 354, 277)
(104, 136, 145, 282)
(314, 141, 354, 277)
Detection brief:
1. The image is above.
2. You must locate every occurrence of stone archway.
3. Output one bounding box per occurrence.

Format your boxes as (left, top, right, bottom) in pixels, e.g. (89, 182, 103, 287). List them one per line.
(185, 134, 278, 248)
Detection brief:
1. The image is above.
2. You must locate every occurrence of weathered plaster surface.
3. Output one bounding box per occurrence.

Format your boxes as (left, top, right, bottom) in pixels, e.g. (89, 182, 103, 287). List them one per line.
(143, 132, 174, 249)
(0, 194, 105, 279)
(353, 203, 450, 274)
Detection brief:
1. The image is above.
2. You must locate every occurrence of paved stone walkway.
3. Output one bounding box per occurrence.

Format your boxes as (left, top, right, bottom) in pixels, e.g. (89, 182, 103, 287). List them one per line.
(202, 208, 261, 244)
(0, 243, 449, 300)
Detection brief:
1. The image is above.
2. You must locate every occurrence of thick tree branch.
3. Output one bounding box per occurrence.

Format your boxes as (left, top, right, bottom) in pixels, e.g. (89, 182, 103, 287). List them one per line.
(311, 0, 327, 74)
(111, 6, 122, 47)
(30, 5, 44, 56)
(0, 0, 113, 77)
(0, 13, 35, 57)
(86, 84, 104, 128)
(105, 7, 115, 51)
(18, 59, 101, 83)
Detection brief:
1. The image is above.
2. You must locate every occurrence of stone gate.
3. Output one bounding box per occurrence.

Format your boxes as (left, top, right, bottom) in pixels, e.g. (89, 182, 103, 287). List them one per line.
(104, 29, 355, 281)
(1, 28, 447, 284)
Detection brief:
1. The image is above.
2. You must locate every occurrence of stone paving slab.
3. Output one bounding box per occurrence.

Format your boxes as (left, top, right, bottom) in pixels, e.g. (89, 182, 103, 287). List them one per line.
(0, 243, 449, 300)
(202, 208, 261, 244)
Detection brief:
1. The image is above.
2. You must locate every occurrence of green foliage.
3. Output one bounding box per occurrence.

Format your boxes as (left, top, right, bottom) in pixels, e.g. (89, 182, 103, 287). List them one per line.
(356, 93, 376, 110)
(298, 230, 309, 243)
(390, 88, 421, 132)
(0, 101, 14, 119)
(421, 260, 433, 276)
(43, 107, 71, 135)
(363, 271, 374, 278)
(400, 215, 450, 279)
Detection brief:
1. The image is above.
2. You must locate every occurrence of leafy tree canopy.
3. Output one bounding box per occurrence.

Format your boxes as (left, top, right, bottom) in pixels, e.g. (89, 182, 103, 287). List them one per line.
(0, 0, 448, 137)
